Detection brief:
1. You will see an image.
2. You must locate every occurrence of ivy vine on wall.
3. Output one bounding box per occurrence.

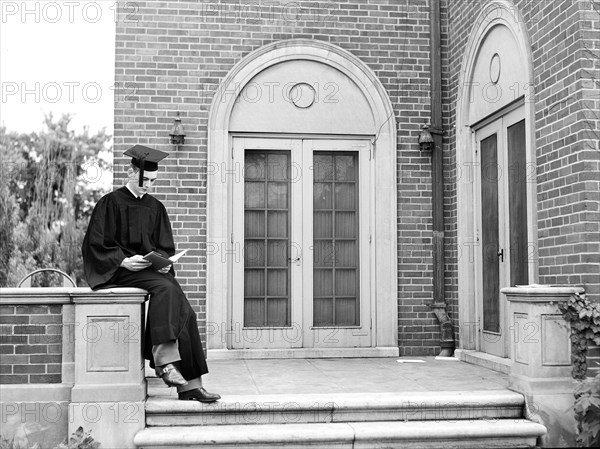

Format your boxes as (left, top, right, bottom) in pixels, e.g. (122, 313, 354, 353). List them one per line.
(559, 291, 600, 447)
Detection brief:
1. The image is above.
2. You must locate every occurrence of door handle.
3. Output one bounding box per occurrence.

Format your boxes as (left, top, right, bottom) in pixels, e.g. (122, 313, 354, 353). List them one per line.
(497, 248, 504, 262)
(288, 256, 301, 263)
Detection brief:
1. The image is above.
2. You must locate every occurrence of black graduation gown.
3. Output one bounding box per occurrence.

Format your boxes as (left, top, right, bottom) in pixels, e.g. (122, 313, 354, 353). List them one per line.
(81, 187, 208, 379)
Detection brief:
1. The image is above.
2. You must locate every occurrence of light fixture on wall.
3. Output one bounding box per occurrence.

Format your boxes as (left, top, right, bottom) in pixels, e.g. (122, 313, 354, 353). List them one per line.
(418, 125, 434, 151)
(169, 112, 186, 147)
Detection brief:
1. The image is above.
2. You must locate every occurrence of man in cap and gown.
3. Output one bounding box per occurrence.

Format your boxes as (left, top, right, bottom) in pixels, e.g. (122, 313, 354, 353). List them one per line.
(82, 145, 220, 402)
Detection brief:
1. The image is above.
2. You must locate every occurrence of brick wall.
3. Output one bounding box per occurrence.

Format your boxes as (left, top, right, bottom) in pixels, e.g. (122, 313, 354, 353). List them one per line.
(114, 0, 443, 354)
(444, 0, 599, 318)
(0, 305, 63, 384)
(531, 0, 600, 301)
(113, 0, 597, 355)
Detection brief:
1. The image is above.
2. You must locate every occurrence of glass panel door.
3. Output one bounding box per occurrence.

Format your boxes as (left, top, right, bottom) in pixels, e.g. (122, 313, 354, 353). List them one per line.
(313, 152, 360, 327)
(507, 119, 529, 287)
(232, 138, 302, 349)
(244, 151, 291, 327)
(302, 139, 372, 348)
(475, 119, 507, 357)
(480, 133, 500, 334)
(475, 106, 529, 358)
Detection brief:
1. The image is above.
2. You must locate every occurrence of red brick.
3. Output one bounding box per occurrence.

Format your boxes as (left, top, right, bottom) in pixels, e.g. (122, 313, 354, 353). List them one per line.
(15, 345, 48, 354)
(0, 336, 28, 344)
(0, 345, 14, 354)
(14, 365, 46, 374)
(0, 375, 28, 384)
(15, 306, 50, 315)
(29, 315, 63, 325)
(14, 325, 45, 335)
(0, 316, 29, 324)
(29, 334, 61, 344)
(0, 306, 15, 315)
(29, 374, 61, 384)
(29, 354, 62, 364)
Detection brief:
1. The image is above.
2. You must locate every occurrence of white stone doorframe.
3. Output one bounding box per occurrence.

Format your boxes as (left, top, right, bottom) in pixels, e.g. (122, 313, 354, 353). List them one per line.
(206, 39, 398, 353)
(455, 1, 538, 351)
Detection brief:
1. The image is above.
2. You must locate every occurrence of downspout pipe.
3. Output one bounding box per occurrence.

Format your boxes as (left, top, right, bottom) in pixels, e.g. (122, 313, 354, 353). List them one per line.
(428, 0, 455, 357)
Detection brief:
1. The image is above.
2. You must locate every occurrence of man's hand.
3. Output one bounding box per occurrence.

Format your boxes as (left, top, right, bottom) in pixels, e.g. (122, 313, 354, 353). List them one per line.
(157, 264, 172, 274)
(121, 255, 152, 271)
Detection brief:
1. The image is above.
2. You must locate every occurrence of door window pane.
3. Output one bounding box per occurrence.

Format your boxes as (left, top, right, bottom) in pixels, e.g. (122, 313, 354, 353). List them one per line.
(267, 182, 288, 208)
(267, 269, 288, 296)
(335, 212, 356, 238)
(313, 211, 333, 238)
(335, 298, 357, 326)
(507, 119, 529, 287)
(313, 152, 360, 327)
(244, 152, 265, 180)
(314, 298, 333, 327)
(244, 241, 265, 266)
(334, 183, 356, 209)
(313, 183, 333, 209)
(267, 154, 289, 181)
(244, 150, 290, 327)
(313, 269, 333, 297)
(335, 155, 356, 181)
(267, 211, 288, 238)
(267, 298, 288, 326)
(480, 134, 500, 333)
(244, 298, 265, 327)
(314, 155, 334, 181)
(244, 269, 264, 297)
(245, 211, 265, 237)
(245, 182, 265, 208)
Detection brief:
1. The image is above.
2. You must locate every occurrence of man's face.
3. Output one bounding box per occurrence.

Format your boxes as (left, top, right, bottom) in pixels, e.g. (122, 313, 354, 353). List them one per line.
(127, 168, 157, 196)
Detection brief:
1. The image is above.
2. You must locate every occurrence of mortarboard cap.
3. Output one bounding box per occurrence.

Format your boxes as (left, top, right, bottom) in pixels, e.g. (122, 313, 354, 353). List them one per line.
(124, 145, 169, 187)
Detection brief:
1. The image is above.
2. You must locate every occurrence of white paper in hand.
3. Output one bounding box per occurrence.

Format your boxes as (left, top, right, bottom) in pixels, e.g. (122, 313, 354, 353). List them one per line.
(168, 249, 188, 262)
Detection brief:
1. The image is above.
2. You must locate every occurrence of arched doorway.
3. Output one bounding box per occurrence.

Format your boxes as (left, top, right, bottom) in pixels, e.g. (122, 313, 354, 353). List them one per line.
(456, 1, 538, 357)
(206, 39, 398, 356)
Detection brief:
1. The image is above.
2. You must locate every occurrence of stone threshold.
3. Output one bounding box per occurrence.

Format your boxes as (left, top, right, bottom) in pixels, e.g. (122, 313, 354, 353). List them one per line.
(455, 349, 512, 374)
(207, 347, 400, 360)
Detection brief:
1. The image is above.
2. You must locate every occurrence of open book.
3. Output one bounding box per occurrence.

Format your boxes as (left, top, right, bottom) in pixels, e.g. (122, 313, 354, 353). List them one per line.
(143, 249, 188, 270)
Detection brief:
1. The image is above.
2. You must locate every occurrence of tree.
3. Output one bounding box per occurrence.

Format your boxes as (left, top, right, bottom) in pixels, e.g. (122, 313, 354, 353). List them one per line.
(0, 114, 112, 287)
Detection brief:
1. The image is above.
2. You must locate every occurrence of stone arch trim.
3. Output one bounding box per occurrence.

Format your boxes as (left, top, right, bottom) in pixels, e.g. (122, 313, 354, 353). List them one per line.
(455, 1, 538, 350)
(207, 39, 398, 351)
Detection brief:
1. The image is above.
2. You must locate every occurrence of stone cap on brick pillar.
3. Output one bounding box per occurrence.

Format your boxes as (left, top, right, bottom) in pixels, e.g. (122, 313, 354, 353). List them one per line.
(0, 287, 148, 304)
(501, 285, 586, 301)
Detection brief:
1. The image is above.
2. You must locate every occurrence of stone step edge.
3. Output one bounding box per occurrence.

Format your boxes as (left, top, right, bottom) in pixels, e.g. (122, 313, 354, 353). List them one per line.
(134, 419, 547, 446)
(145, 390, 525, 414)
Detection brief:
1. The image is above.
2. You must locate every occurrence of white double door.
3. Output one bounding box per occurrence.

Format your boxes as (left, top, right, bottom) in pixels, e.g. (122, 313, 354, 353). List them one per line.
(231, 137, 373, 349)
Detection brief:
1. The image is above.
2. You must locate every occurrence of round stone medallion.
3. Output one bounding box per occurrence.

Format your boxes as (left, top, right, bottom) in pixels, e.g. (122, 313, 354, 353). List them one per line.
(489, 53, 501, 84)
(288, 82, 316, 109)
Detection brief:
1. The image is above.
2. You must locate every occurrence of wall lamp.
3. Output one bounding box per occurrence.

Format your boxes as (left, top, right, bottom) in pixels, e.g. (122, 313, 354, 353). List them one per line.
(169, 112, 186, 147)
(418, 125, 435, 152)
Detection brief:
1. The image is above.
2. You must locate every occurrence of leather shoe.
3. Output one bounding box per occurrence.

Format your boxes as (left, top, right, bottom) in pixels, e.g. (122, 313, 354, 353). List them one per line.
(156, 363, 188, 387)
(178, 387, 221, 403)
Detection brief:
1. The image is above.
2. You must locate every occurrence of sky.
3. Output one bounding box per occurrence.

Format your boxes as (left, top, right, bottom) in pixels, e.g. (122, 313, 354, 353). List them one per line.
(0, 1, 116, 136)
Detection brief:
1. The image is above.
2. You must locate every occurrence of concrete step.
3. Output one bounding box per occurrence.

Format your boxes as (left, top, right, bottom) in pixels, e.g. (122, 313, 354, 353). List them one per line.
(134, 419, 546, 448)
(145, 390, 526, 427)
